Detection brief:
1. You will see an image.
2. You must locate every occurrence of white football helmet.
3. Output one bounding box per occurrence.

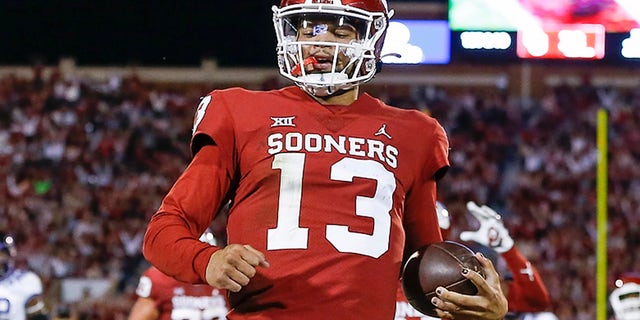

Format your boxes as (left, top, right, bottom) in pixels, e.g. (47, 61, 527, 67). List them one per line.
(272, 0, 394, 96)
(610, 274, 640, 320)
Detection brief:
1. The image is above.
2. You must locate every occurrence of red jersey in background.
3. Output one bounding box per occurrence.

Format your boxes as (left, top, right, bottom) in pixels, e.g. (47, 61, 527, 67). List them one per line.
(135, 266, 229, 320)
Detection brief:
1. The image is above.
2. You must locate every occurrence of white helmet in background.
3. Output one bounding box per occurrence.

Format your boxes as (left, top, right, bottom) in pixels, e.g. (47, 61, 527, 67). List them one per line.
(610, 273, 640, 320)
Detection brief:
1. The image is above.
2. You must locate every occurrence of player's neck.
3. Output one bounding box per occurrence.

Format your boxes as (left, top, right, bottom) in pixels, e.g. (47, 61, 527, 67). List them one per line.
(311, 87, 359, 106)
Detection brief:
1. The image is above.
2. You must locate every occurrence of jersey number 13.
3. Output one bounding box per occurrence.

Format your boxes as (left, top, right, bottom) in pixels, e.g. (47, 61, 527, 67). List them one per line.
(267, 153, 396, 258)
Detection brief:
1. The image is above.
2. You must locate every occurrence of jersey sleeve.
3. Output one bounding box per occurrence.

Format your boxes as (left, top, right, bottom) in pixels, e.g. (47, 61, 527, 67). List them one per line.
(144, 145, 233, 284)
(426, 119, 450, 181)
(144, 91, 239, 284)
(402, 177, 443, 257)
(502, 247, 552, 312)
(402, 118, 450, 257)
(24, 271, 44, 295)
(191, 91, 236, 162)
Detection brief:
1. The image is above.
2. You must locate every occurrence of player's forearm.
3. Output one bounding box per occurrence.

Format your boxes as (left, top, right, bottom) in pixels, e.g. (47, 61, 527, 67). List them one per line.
(402, 179, 443, 256)
(144, 213, 220, 284)
(502, 247, 552, 310)
(143, 145, 232, 283)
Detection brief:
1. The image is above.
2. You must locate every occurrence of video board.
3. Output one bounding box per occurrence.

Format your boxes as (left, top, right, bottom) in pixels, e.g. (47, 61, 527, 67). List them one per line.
(381, 20, 451, 65)
(448, 0, 640, 63)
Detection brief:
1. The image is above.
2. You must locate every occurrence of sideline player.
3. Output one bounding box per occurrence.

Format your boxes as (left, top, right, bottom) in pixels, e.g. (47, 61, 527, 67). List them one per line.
(0, 233, 49, 320)
(143, 1, 508, 319)
(129, 230, 229, 320)
(609, 273, 640, 320)
(460, 201, 557, 320)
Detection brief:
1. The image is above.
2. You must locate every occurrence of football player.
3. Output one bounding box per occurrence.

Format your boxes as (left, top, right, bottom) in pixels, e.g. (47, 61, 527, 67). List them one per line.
(129, 230, 229, 320)
(0, 233, 49, 320)
(459, 201, 557, 320)
(609, 273, 640, 320)
(143, 1, 508, 319)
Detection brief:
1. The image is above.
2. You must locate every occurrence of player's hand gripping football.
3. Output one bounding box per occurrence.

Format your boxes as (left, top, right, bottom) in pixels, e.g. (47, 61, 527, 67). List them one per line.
(205, 244, 270, 292)
(431, 252, 508, 319)
(459, 201, 514, 254)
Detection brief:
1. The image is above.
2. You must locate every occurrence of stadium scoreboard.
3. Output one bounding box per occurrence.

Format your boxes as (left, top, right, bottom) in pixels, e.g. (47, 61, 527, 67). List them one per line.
(381, 0, 640, 65)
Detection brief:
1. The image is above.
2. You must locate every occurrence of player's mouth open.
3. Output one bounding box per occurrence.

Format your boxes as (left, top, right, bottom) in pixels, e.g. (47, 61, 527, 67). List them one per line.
(311, 57, 333, 71)
(292, 56, 337, 76)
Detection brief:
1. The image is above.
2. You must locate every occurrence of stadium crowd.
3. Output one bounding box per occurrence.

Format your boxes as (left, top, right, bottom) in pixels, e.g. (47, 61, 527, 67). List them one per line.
(0, 66, 637, 319)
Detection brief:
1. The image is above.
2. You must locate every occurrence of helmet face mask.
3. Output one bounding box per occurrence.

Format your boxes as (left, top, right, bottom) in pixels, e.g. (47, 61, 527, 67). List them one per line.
(286, 15, 362, 71)
(273, 0, 394, 97)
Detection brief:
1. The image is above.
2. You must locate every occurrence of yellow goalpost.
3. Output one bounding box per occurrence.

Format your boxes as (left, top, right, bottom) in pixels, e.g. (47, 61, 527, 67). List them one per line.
(596, 109, 608, 320)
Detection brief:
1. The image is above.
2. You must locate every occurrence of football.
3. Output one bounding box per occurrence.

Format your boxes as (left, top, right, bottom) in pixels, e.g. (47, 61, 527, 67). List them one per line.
(401, 241, 485, 317)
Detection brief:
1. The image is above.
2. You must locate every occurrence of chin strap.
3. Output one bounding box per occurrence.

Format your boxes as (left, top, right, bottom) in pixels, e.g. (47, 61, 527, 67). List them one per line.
(297, 72, 353, 97)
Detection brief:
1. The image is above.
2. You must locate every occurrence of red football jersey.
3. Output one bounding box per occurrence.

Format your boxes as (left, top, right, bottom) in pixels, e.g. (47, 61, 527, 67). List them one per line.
(145, 86, 449, 320)
(135, 267, 229, 320)
(502, 248, 551, 312)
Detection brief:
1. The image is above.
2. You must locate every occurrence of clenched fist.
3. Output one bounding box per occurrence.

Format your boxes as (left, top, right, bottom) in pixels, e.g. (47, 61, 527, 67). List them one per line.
(205, 244, 270, 292)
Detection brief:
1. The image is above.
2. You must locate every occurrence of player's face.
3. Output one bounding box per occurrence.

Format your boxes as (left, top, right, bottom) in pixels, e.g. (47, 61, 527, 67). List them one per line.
(296, 17, 359, 73)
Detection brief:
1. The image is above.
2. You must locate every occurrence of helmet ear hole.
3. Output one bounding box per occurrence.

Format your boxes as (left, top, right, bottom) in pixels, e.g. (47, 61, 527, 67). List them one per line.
(374, 16, 386, 31)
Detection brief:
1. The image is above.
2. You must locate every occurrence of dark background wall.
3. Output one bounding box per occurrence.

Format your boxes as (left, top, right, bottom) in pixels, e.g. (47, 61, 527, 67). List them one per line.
(0, 0, 445, 67)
